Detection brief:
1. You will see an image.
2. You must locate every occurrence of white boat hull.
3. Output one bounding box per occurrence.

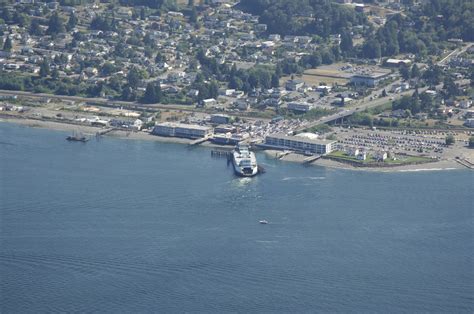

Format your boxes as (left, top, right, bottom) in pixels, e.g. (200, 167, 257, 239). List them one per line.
(232, 161, 258, 177)
(232, 144, 259, 177)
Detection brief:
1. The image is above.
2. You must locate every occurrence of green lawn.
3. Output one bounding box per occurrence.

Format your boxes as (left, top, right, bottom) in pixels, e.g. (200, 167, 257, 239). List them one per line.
(328, 151, 433, 166)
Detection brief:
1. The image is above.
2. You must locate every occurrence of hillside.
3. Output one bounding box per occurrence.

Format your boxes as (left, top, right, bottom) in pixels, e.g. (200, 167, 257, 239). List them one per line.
(239, 0, 368, 37)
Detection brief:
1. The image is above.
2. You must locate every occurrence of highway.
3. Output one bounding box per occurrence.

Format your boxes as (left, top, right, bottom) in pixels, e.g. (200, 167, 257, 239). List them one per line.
(296, 85, 428, 132)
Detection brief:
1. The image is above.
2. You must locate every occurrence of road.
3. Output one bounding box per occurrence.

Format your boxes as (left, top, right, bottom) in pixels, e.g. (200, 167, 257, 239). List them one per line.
(0, 89, 193, 112)
(437, 43, 473, 66)
(297, 85, 429, 132)
(0, 89, 271, 122)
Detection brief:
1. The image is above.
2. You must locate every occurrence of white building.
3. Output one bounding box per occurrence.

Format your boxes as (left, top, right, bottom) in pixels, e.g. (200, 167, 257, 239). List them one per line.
(152, 122, 213, 139)
(285, 79, 305, 91)
(265, 134, 335, 155)
(350, 71, 391, 87)
(202, 98, 217, 107)
(374, 151, 388, 162)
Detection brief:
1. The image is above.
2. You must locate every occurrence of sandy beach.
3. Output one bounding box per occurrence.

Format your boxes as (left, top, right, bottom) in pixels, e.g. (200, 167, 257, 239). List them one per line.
(2, 115, 471, 172)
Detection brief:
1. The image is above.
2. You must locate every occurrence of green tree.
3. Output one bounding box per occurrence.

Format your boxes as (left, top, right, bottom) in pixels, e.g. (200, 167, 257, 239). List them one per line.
(271, 73, 280, 88)
(340, 29, 353, 54)
(66, 13, 77, 31)
(141, 82, 162, 104)
(101, 62, 117, 76)
(51, 68, 59, 80)
(13, 12, 29, 27)
(155, 52, 166, 63)
(410, 64, 420, 78)
(2, 36, 12, 51)
(189, 6, 198, 24)
(400, 64, 410, 81)
(208, 80, 219, 99)
(121, 85, 134, 101)
(229, 76, 243, 90)
(443, 76, 459, 99)
(362, 39, 381, 59)
(46, 12, 65, 36)
(29, 18, 43, 36)
(423, 65, 443, 86)
(39, 59, 50, 78)
(126, 67, 144, 88)
(445, 134, 455, 146)
(321, 49, 335, 64)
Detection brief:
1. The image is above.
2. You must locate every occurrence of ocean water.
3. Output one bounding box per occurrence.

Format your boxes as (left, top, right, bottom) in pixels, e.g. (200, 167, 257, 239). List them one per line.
(0, 122, 473, 313)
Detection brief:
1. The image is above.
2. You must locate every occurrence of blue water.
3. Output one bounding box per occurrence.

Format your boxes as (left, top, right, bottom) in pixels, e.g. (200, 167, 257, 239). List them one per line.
(1, 122, 473, 313)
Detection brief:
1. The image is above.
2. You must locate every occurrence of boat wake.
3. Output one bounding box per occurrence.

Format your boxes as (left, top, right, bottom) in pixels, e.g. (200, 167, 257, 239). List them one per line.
(282, 176, 325, 181)
(396, 168, 457, 172)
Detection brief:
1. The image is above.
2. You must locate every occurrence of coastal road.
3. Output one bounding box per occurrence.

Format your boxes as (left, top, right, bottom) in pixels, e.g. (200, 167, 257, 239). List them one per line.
(0, 89, 194, 112)
(297, 85, 429, 132)
(0, 89, 271, 123)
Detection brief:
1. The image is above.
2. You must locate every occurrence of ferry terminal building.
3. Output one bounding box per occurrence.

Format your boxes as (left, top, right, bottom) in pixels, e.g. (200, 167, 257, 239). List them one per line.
(264, 134, 336, 155)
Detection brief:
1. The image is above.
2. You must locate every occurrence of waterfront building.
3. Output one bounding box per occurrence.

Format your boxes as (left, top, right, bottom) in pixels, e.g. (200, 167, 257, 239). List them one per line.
(212, 133, 248, 145)
(152, 122, 213, 139)
(264, 134, 335, 155)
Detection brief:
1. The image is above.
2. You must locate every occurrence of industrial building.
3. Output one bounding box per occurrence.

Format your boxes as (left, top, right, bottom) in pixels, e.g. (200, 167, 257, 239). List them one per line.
(350, 71, 391, 87)
(287, 102, 314, 112)
(264, 134, 336, 155)
(210, 114, 231, 124)
(152, 122, 213, 139)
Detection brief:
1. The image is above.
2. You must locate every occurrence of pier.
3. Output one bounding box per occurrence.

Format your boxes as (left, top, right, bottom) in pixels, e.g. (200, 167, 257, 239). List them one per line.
(211, 150, 232, 158)
(303, 155, 322, 164)
(95, 128, 116, 136)
(454, 158, 474, 170)
(189, 136, 211, 146)
(277, 151, 292, 159)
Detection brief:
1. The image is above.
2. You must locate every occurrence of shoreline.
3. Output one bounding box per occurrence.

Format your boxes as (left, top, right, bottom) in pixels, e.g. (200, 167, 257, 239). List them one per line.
(1, 116, 468, 173)
(264, 150, 466, 173)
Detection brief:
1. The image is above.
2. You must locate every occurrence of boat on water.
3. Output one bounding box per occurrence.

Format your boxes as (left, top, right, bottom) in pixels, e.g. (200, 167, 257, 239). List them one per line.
(259, 220, 269, 224)
(66, 131, 88, 142)
(232, 143, 258, 177)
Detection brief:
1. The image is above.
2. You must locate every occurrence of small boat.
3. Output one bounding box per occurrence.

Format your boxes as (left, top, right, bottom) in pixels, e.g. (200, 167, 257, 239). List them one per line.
(259, 220, 269, 224)
(66, 131, 88, 142)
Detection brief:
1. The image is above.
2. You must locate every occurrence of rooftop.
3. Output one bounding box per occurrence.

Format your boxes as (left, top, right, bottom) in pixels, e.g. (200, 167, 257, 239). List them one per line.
(156, 122, 212, 131)
(267, 133, 336, 145)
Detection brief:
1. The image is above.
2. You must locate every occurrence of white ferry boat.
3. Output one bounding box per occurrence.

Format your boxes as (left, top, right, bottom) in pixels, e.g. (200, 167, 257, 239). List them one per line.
(232, 143, 258, 177)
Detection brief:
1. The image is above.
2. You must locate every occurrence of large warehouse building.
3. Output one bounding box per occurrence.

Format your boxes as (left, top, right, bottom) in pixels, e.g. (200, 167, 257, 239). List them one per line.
(152, 122, 213, 139)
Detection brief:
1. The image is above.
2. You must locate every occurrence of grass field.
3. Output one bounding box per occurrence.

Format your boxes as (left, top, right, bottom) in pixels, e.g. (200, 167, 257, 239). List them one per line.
(328, 151, 433, 166)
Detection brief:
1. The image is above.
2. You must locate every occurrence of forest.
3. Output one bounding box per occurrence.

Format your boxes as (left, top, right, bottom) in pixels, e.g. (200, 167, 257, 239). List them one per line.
(240, 0, 368, 37)
(240, 0, 473, 59)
